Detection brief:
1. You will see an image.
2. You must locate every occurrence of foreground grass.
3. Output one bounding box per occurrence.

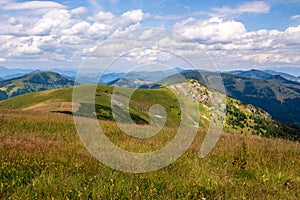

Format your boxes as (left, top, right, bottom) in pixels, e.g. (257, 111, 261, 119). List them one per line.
(0, 109, 299, 199)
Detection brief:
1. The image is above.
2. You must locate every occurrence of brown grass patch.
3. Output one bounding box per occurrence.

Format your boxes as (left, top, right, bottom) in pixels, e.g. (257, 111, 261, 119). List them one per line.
(0, 135, 62, 151)
(22, 102, 80, 112)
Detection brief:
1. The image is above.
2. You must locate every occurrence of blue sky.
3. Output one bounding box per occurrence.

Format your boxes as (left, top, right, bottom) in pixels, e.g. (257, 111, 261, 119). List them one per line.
(0, 0, 300, 72)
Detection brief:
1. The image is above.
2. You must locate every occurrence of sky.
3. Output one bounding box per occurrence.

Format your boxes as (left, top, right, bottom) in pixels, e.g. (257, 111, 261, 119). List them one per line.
(0, 0, 300, 72)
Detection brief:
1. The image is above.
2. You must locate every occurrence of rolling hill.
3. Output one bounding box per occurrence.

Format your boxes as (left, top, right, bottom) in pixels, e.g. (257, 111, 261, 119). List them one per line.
(1, 80, 299, 141)
(1, 106, 299, 199)
(0, 71, 75, 101)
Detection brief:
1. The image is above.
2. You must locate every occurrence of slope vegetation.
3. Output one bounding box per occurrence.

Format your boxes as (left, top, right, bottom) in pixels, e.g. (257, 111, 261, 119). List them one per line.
(161, 72, 300, 126)
(0, 71, 74, 100)
(1, 81, 299, 141)
(0, 107, 299, 199)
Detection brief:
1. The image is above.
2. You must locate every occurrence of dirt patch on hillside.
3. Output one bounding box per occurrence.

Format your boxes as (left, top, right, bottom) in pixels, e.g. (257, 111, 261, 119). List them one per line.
(23, 102, 80, 112)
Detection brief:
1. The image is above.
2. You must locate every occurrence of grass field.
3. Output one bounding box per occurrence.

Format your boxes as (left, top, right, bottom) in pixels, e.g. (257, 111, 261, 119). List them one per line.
(1, 109, 299, 199)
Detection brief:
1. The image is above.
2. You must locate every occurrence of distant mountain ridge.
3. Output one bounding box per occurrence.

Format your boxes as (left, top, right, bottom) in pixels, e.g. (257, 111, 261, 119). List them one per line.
(228, 69, 300, 82)
(0, 66, 77, 81)
(0, 66, 36, 80)
(0, 71, 75, 100)
(265, 70, 300, 82)
(230, 69, 273, 80)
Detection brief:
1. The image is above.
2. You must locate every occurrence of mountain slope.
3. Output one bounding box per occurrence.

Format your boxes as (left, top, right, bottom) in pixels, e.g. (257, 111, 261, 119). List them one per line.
(0, 71, 75, 100)
(222, 73, 300, 125)
(161, 71, 300, 126)
(1, 81, 299, 141)
(1, 108, 299, 199)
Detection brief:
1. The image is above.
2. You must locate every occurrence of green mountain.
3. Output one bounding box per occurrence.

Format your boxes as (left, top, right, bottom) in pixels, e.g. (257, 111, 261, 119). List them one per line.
(0, 71, 75, 101)
(1, 80, 299, 141)
(161, 71, 300, 126)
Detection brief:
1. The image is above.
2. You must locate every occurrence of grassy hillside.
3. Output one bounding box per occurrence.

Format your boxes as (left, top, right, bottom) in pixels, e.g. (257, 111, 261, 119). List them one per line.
(1, 81, 299, 141)
(0, 109, 299, 199)
(161, 72, 300, 126)
(0, 71, 74, 101)
(1, 80, 300, 199)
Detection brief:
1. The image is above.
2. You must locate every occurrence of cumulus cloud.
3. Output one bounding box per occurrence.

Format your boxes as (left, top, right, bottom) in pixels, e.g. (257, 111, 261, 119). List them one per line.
(88, 11, 114, 22)
(174, 17, 247, 43)
(0, 1, 298, 70)
(122, 9, 145, 22)
(31, 9, 72, 36)
(0, 5, 147, 64)
(174, 17, 300, 68)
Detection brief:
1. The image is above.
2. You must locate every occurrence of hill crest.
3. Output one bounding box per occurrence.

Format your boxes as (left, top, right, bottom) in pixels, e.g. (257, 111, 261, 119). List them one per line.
(0, 71, 74, 100)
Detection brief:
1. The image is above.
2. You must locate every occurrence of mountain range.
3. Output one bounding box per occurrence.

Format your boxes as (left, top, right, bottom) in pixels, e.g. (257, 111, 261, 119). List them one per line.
(228, 69, 300, 82)
(0, 66, 77, 81)
(1, 79, 299, 141)
(1, 67, 300, 127)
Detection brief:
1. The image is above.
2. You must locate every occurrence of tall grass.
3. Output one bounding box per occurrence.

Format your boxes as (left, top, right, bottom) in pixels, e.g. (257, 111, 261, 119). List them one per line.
(0, 109, 299, 199)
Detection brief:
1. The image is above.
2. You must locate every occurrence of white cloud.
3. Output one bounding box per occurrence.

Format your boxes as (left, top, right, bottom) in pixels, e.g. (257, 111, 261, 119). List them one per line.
(212, 1, 270, 15)
(1, 1, 65, 10)
(235, 1, 270, 13)
(121, 9, 145, 22)
(285, 24, 300, 44)
(174, 17, 300, 68)
(0, 1, 297, 70)
(174, 17, 246, 42)
(2, 36, 43, 56)
(71, 7, 88, 16)
(291, 15, 300, 20)
(88, 11, 114, 22)
(0, 58, 6, 62)
(0, 6, 147, 64)
(31, 9, 71, 35)
(71, 22, 91, 34)
(153, 1, 270, 21)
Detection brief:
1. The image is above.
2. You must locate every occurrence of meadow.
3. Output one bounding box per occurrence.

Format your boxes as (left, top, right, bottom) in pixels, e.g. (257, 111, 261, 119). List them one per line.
(1, 109, 299, 199)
